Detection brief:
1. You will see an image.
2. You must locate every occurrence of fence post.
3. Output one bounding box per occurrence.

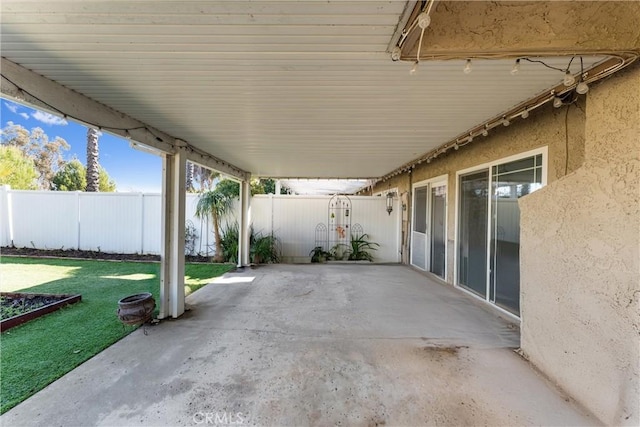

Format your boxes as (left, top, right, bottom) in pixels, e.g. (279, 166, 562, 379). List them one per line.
(75, 191, 81, 250)
(139, 192, 145, 254)
(0, 185, 13, 246)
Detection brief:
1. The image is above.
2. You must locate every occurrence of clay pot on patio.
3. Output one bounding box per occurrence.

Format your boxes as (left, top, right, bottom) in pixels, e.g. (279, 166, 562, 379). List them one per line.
(117, 293, 155, 326)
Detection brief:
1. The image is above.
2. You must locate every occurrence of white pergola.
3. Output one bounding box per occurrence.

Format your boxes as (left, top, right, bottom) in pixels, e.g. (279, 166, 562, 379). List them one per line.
(1, 1, 637, 318)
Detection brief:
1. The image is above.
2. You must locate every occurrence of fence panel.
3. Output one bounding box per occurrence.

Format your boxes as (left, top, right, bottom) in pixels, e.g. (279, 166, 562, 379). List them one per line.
(9, 190, 79, 250)
(141, 194, 162, 255)
(78, 193, 142, 253)
(2, 189, 401, 262)
(252, 195, 400, 263)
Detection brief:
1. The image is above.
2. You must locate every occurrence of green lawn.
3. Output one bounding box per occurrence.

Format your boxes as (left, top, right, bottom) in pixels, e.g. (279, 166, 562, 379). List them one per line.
(0, 257, 234, 414)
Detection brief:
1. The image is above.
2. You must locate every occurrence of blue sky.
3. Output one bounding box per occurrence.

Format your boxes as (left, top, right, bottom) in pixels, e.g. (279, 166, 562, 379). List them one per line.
(1, 97, 162, 192)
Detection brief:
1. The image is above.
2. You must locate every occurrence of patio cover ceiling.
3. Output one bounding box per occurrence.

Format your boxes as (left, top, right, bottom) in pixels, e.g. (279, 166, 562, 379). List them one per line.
(1, 1, 636, 183)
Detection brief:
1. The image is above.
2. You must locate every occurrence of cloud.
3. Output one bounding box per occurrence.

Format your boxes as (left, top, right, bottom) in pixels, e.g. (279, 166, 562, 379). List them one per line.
(19, 112, 29, 119)
(4, 102, 19, 113)
(31, 111, 68, 126)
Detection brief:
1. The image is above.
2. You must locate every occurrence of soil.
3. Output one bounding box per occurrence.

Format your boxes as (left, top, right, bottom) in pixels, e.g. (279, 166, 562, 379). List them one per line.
(0, 294, 66, 320)
(0, 246, 213, 263)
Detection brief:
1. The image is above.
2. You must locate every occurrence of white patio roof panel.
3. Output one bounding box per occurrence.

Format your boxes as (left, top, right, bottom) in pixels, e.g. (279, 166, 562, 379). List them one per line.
(1, 1, 605, 179)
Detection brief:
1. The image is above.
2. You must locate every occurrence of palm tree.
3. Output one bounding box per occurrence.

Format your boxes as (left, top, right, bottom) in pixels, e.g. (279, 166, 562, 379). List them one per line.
(85, 128, 99, 192)
(186, 161, 194, 192)
(195, 189, 233, 262)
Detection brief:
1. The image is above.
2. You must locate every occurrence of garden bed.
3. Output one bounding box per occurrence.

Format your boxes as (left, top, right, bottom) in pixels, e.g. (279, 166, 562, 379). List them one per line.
(0, 246, 212, 263)
(0, 292, 82, 332)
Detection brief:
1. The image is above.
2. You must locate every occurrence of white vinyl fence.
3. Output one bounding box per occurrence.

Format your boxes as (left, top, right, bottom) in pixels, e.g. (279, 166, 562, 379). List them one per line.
(0, 186, 401, 263)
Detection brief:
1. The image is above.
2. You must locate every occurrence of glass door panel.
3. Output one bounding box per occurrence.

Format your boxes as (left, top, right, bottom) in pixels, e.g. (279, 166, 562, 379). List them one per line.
(490, 154, 543, 315)
(458, 171, 489, 297)
(430, 185, 446, 278)
(411, 187, 428, 269)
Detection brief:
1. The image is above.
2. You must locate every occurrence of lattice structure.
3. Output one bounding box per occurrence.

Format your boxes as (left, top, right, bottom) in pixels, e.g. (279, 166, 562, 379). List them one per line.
(328, 195, 352, 253)
(351, 223, 364, 240)
(315, 223, 328, 251)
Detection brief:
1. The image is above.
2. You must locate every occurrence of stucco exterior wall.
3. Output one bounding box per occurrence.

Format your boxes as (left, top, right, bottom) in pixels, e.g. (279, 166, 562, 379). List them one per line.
(519, 64, 640, 425)
(372, 94, 586, 285)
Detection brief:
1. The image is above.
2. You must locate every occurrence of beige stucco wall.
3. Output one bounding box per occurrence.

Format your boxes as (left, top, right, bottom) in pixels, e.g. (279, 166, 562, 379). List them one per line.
(372, 92, 586, 285)
(519, 64, 640, 425)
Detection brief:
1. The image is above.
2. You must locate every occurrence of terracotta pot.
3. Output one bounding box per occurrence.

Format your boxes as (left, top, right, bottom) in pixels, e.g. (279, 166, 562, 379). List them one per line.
(117, 293, 155, 326)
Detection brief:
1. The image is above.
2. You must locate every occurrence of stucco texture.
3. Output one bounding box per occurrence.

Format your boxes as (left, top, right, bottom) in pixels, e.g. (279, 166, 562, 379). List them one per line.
(403, 1, 640, 58)
(519, 64, 640, 425)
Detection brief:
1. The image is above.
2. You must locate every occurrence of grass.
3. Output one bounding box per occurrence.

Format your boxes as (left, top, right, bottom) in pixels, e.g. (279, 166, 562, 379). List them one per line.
(0, 257, 234, 414)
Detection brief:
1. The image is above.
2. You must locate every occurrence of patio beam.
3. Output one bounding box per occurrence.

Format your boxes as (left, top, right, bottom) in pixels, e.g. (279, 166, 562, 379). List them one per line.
(0, 58, 250, 182)
(0, 57, 174, 154)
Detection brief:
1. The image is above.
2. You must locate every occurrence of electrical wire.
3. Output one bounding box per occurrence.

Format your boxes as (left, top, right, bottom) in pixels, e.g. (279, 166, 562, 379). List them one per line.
(564, 105, 570, 176)
(522, 57, 571, 72)
(1, 74, 150, 134)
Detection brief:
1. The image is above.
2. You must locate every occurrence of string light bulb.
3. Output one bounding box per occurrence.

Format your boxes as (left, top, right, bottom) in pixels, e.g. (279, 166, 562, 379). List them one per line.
(391, 46, 401, 62)
(410, 61, 419, 75)
(563, 71, 576, 87)
(468, 133, 474, 142)
(511, 59, 520, 75)
(482, 126, 489, 137)
(14, 88, 25, 101)
(463, 59, 472, 74)
(502, 116, 510, 127)
(576, 81, 589, 94)
(417, 12, 431, 29)
(521, 109, 530, 119)
(454, 142, 460, 150)
(553, 96, 563, 108)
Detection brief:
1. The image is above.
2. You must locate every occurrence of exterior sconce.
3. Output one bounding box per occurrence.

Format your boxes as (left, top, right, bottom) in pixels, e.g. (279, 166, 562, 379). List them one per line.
(386, 192, 395, 215)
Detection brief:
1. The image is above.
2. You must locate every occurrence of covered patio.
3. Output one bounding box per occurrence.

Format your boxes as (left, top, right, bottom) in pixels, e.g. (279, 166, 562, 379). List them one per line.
(1, 1, 638, 424)
(1, 264, 595, 426)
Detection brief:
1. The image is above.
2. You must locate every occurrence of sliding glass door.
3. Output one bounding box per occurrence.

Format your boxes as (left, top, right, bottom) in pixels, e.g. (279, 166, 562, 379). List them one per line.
(490, 154, 543, 314)
(430, 184, 446, 278)
(457, 150, 545, 316)
(458, 171, 489, 297)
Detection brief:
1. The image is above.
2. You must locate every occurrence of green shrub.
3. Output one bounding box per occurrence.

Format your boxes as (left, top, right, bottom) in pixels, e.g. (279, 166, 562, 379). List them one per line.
(251, 232, 281, 264)
(219, 222, 239, 263)
(346, 234, 379, 261)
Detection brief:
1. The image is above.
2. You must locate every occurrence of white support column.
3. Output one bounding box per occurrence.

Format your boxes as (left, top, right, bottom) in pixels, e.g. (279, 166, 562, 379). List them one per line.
(159, 149, 187, 319)
(238, 180, 251, 267)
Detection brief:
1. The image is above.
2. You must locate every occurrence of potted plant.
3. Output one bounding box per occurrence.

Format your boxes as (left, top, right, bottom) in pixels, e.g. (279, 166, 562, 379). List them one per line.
(117, 293, 155, 326)
(309, 246, 330, 263)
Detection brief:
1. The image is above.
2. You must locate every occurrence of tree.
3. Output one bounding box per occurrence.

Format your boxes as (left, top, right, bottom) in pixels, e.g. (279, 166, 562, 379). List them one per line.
(98, 167, 117, 192)
(52, 161, 116, 192)
(251, 178, 291, 195)
(52, 159, 86, 191)
(195, 189, 234, 262)
(1, 122, 69, 189)
(85, 128, 100, 192)
(0, 146, 38, 190)
(192, 164, 217, 190)
(186, 162, 195, 192)
(216, 179, 240, 199)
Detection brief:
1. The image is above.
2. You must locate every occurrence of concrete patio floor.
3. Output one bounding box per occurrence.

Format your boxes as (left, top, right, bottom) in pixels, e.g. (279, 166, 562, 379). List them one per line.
(2, 264, 597, 426)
